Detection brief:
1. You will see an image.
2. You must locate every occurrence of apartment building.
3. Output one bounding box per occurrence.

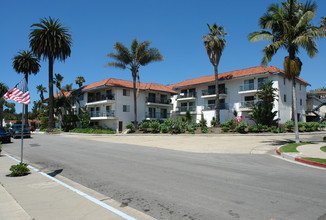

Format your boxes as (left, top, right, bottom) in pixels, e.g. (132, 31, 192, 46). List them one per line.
(306, 91, 326, 122)
(168, 66, 309, 126)
(75, 78, 176, 132)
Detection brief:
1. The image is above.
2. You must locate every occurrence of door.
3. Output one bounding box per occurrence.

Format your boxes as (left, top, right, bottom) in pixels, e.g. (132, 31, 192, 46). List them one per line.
(119, 121, 123, 132)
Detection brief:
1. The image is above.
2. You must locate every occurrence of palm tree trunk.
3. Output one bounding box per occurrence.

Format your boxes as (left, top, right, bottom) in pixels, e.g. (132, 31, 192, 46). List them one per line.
(132, 75, 138, 128)
(214, 65, 220, 126)
(48, 56, 55, 131)
(24, 74, 29, 128)
(292, 78, 300, 143)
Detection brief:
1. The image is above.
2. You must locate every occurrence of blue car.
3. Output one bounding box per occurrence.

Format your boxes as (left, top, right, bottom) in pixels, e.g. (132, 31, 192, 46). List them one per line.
(9, 124, 31, 139)
(0, 127, 11, 143)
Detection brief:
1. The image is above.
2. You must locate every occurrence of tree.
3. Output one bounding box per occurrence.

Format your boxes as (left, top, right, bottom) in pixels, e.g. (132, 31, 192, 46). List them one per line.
(248, 0, 325, 143)
(12, 50, 40, 127)
(29, 17, 72, 131)
(54, 73, 64, 93)
(321, 17, 326, 29)
(202, 23, 227, 126)
(0, 83, 9, 127)
(105, 38, 163, 127)
(75, 76, 85, 88)
(36, 84, 47, 101)
(250, 80, 278, 126)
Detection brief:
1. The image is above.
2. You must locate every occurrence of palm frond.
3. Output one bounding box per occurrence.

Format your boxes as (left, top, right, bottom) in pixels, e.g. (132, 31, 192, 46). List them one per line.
(248, 31, 274, 42)
(104, 62, 126, 69)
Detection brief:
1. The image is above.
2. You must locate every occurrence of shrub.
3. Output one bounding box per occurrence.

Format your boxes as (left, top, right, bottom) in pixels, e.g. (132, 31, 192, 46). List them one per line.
(40, 117, 49, 131)
(69, 128, 115, 134)
(126, 123, 135, 132)
(271, 126, 278, 133)
(222, 126, 229, 132)
(256, 124, 263, 132)
(9, 163, 30, 177)
(201, 126, 208, 133)
(305, 122, 313, 132)
(0, 142, 2, 156)
(236, 121, 247, 133)
(150, 121, 160, 133)
(139, 122, 150, 132)
(248, 126, 254, 132)
(211, 117, 216, 127)
(188, 129, 195, 134)
(262, 125, 269, 132)
(159, 124, 169, 133)
(299, 126, 306, 132)
(320, 123, 325, 130)
(285, 120, 294, 131)
(199, 113, 207, 128)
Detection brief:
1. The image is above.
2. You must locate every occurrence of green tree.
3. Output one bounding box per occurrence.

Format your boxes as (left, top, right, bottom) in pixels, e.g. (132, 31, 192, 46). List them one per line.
(54, 73, 64, 93)
(36, 84, 47, 101)
(75, 76, 85, 88)
(248, 0, 325, 143)
(0, 83, 9, 127)
(78, 106, 90, 128)
(202, 23, 227, 126)
(105, 38, 163, 127)
(12, 50, 40, 127)
(250, 80, 278, 126)
(29, 17, 72, 131)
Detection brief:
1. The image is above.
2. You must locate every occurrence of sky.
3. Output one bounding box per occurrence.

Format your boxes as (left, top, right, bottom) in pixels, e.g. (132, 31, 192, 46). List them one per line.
(1, 0, 326, 112)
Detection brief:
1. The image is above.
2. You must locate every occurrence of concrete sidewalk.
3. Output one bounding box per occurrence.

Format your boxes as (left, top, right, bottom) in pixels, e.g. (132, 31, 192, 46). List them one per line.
(0, 154, 135, 220)
(277, 142, 326, 168)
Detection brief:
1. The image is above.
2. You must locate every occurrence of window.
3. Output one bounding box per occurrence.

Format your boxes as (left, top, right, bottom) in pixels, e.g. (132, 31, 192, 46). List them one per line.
(284, 94, 287, 102)
(244, 96, 255, 101)
(208, 99, 215, 105)
(284, 78, 286, 85)
(300, 99, 302, 106)
(258, 77, 268, 88)
(148, 93, 156, 102)
(244, 79, 254, 90)
(123, 89, 130, 96)
(79, 93, 84, 101)
(300, 84, 302, 91)
(149, 107, 156, 118)
(123, 105, 130, 112)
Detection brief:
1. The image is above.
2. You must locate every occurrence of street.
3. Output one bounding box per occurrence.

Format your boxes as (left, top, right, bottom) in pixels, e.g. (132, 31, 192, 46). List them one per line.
(2, 133, 326, 220)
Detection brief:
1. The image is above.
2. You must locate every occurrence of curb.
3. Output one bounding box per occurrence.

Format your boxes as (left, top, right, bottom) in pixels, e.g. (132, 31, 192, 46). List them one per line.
(276, 147, 326, 169)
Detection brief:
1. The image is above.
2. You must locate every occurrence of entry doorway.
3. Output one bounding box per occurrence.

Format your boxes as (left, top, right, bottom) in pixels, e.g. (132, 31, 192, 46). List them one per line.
(119, 121, 123, 133)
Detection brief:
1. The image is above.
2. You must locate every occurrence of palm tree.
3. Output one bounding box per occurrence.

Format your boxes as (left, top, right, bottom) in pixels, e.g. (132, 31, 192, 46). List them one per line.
(54, 73, 64, 93)
(105, 38, 163, 127)
(12, 50, 40, 127)
(0, 83, 9, 127)
(321, 17, 326, 29)
(29, 17, 72, 131)
(36, 84, 47, 102)
(248, 0, 325, 143)
(75, 76, 85, 88)
(202, 23, 227, 126)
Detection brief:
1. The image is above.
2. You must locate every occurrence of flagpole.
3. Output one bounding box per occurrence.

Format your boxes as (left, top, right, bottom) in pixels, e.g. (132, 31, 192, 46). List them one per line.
(21, 104, 24, 163)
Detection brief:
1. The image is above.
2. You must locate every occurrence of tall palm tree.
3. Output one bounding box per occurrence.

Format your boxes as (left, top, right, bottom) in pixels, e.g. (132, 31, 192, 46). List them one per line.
(54, 73, 64, 93)
(321, 17, 326, 29)
(29, 17, 72, 131)
(12, 50, 40, 127)
(75, 76, 85, 88)
(202, 23, 227, 126)
(105, 38, 163, 127)
(0, 83, 9, 127)
(36, 84, 47, 102)
(248, 0, 325, 143)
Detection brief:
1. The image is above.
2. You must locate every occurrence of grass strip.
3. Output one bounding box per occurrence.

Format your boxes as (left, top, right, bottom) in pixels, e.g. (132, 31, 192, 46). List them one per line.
(301, 157, 326, 164)
(320, 146, 326, 153)
(279, 142, 312, 153)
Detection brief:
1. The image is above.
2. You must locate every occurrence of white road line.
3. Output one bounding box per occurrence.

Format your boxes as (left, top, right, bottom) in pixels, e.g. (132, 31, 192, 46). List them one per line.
(5, 154, 137, 220)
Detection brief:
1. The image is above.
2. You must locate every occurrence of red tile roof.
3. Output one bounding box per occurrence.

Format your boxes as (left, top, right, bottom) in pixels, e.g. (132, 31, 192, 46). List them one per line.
(167, 66, 310, 89)
(82, 78, 177, 94)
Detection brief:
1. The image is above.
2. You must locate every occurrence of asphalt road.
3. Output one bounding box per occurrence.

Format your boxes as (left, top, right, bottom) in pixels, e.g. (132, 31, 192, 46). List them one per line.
(3, 133, 326, 220)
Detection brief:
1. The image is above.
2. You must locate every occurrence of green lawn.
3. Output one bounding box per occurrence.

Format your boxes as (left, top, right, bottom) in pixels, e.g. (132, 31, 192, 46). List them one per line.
(301, 157, 326, 164)
(279, 142, 312, 153)
(320, 146, 326, 153)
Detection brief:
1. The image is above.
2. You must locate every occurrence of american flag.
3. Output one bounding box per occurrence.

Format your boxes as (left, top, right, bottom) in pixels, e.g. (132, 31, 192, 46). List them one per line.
(3, 78, 30, 105)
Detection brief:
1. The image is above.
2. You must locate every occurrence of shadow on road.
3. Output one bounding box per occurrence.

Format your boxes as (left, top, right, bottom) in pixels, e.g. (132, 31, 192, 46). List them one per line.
(47, 169, 63, 177)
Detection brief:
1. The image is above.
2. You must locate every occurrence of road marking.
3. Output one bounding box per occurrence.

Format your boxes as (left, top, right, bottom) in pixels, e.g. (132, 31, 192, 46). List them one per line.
(271, 155, 326, 171)
(5, 154, 137, 220)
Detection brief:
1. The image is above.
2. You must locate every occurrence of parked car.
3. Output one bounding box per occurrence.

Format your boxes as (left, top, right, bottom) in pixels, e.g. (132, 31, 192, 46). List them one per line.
(9, 124, 31, 139)
(0, 127, 11, 143)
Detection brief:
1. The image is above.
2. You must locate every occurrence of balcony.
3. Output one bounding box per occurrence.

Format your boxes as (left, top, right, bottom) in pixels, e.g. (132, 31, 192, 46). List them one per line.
(89, 110, 116, 119)
(145, 112, 171, 119)
(203, 103, 229, 110)
(146, 97, 171, 106)
(201, 88, 227, 98)
(239, 100, 257, 111)
(87, 93, 115, 105)
(177, 92, 196, 100)
(176, 106, 196, 114)
(239, 83, 257, 94)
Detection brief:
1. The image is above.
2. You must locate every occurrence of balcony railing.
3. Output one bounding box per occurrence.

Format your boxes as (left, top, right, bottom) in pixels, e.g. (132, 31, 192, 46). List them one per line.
(87, 93, 115, 103)
(239, 100, 257, 108)
(203, 103, 229, 110)
(146, 97, 171, 104)
(177, 106, 196, 112)
(145, 112, 171, 119)
(177, 92, 196, 99)
(89, 110, 115, 117)
(239, 83, 256, 92)
(201, 88, 227, 96)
